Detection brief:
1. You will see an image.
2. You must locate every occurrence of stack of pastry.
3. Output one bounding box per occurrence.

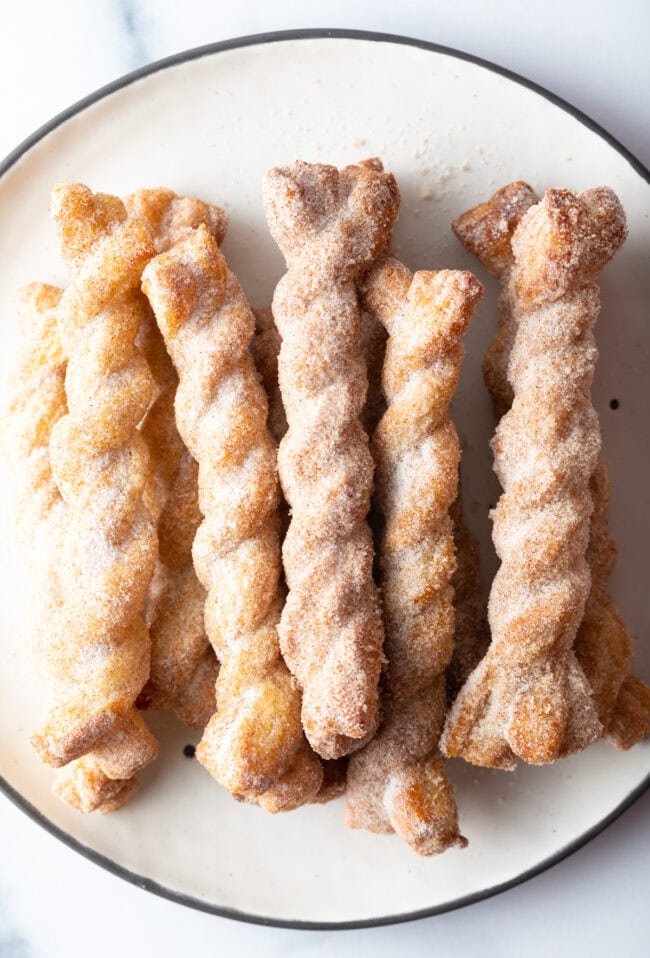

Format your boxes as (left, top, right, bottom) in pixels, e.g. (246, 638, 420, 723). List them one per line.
(4, 159, 647, 855)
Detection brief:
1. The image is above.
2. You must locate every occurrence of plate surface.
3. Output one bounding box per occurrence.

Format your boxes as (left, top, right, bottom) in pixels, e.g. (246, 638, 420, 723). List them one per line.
(0, 30, 648, 929)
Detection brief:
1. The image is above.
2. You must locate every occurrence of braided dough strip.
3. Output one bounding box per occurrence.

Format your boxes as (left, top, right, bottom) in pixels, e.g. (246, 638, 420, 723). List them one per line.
(345, 259, 482, 853)
(29, 185, 159, 810)
(251, 303, 386, 804)
(442, 186, 630, 767)
(128, 189, 227, 727)
(5, 285, 144, 812)
(263, 160, 399, 759)
(451, 181, 650, 751)
(142, 225, 322, 809)
(252, 306, 352, 804)
(250, 300, 388, 802)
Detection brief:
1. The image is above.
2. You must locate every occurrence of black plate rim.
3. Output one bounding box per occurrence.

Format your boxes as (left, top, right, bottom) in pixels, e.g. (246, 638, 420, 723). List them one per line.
(1, 27, 648, 931)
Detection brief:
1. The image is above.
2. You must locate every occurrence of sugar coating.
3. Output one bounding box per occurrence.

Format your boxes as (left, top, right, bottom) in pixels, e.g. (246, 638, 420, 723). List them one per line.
(262, 159, 400, 760)
(453, 181, 650, 754)
(5, 283, 67, 568)
(129, 189, 227, 728)
(142, 225, 322, 809)
(250, 300, 392, 802)
(26, 185, 159, 810)
(443, 186, 629, 768)
(345, 259, 482, 855)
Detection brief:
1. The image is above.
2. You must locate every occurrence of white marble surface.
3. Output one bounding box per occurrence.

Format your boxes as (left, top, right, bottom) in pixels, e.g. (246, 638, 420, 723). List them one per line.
(1, 2, 648, 955)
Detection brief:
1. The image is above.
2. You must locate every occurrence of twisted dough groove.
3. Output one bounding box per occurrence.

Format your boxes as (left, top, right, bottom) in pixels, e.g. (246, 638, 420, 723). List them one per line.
(5, 284, 66, 554)
(345, 259, 482, 854)
(447, 493, 490, 703)
(452, 181, 650, 752)
(29, 185, 159, 811)
(442, 186, 630, 767)
(263, 160, 399, 759)
(142, 225, 322, 809)
(251, 307, 288, 444)
(128, 189, 226, 727)
(5, 285, 69, 697)
(575, 464, 650, 747)
(252, 306, 356, 804)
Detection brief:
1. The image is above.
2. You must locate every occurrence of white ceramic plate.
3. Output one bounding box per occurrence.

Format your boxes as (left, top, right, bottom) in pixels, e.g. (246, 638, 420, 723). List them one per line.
(0, 30, 648, 929)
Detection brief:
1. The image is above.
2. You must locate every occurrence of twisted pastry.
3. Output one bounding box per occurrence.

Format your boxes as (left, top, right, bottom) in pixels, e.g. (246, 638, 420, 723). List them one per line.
(128, 188, 226, 727)
(442, 186, 629, 768)
(252, 306, 352, 805)
(263, 160, 399, 759)
(6, 283, 145, 813)
(345, 259, 482, 854)
(142, 225, 322, 809)
(249, 301, 385, 803)
(452, 182, 649, 751)
(29, 185, 159, 811)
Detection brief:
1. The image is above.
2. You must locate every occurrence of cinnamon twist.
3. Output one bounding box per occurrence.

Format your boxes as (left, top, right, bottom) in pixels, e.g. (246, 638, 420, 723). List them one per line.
(6, 284, 143, 813)
(142, 225, 322, 808)
(128, 189, 226, 727)
(251, 306, 350, 804)
(451, 181, 649, 752)
(29, 185, 159, 811)
(443, 186, 629, 767)
(345, 260, 482, 854)
(263, 160, 399, 759)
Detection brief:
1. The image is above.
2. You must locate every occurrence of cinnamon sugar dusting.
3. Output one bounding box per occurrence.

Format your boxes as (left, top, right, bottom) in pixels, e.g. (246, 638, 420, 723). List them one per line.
(143, 224, 322, 808)
(263, 159, 399, 760)
(131, 189, 226, 728)
(454, 181, 650, 755)
(345, 260, 482, 854)
(443, 186, 628, 768)
(24, 185, 159, 811)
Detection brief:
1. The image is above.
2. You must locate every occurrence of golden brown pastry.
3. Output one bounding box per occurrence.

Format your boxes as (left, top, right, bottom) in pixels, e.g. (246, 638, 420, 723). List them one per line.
(345, 258, 482, 854)
(262, 159, 399, 759)
(452, 181, 650, 751)
(443, 186, 628, 767)
(128, 188, 227, 728)
(142, 224, 322, 808)
(31, 185, 159, 811)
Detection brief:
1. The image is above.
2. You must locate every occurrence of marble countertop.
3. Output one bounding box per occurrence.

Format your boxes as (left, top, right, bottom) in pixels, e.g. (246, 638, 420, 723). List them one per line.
(1, 2, 648, 956)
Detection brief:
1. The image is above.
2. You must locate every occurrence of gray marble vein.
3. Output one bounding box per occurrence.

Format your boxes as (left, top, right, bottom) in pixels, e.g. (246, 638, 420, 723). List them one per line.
(114, 0, 150, 69)
(0, 886, 30, 958)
